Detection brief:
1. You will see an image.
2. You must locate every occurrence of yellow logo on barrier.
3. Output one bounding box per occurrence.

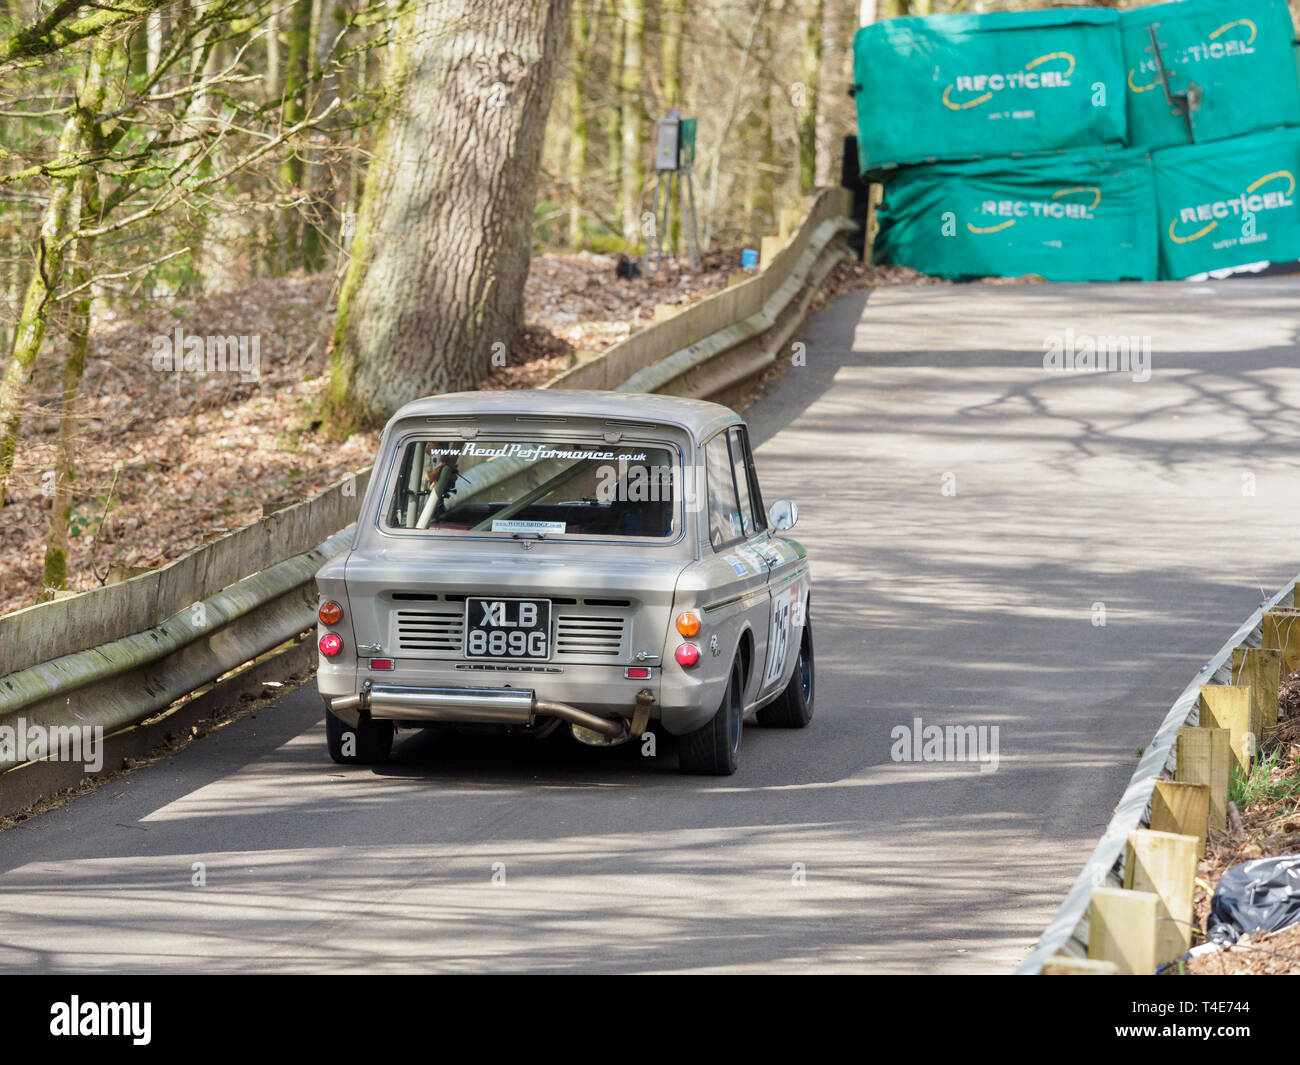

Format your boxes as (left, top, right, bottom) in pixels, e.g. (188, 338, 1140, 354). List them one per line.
(1127, 19, 1258, 94)
(1209, 18, 1257, 45)
(1167, 169, 1294, 243)
(942, 51, 1077, 111)
(966, 185, 1102, 233)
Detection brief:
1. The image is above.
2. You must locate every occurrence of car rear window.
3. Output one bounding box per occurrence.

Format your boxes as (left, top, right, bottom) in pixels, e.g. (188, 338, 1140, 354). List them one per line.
(383, 437, 680, 540)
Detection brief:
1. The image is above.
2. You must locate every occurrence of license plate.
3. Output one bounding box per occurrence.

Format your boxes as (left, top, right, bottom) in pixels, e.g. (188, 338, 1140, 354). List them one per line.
(464, 598, 552, 660)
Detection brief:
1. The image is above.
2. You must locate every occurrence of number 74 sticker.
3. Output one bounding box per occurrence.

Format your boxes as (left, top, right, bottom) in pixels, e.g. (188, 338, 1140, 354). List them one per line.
(764, 582, 804, 687)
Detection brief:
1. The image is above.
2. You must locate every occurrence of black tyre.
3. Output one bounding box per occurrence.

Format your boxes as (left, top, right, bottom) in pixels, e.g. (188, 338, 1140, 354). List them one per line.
(326, 709, 394, 765)
(756, 617, 814, 728)
(677, 658, 744, 776)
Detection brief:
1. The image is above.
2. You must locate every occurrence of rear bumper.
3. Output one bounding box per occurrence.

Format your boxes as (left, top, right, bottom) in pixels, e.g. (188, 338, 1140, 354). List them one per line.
(318, 660, 720, 735)
(329, 682, 647, 741)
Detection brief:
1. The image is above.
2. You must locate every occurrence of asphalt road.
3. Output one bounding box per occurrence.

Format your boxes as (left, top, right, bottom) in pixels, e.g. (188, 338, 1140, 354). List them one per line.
(3, 277, 1299, 974)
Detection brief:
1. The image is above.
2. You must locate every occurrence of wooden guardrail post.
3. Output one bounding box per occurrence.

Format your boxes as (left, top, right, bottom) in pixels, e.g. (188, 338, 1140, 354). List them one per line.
(1150, 779, 1209, 855)
(1262, 609, 1300, 674)
(759, 234, 786, 269)
(1176, 726, 1230, 832)
(1198, 685, 1254, 772)
(778, 206, 802, 240)
(1088, 885, 1159, 975)
(1124, 830, 1198, 964)
(1231, 646, 1282, 738)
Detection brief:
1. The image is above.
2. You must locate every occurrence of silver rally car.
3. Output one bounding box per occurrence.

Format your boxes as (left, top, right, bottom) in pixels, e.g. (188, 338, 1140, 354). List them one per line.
(315, 390, 812, 775)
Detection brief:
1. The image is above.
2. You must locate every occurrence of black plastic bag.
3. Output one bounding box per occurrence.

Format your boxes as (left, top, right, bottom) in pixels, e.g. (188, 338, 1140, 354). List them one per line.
(1208, 855, 1300, 945)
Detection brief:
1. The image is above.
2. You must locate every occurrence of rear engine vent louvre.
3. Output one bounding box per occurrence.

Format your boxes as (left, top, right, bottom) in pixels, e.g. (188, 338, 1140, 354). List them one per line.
(555, 614, 626, 657)
(395, 609, 464, 651)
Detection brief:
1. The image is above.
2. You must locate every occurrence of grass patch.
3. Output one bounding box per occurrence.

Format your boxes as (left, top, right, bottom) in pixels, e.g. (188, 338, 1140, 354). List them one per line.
(1228, 744, 1300, 808)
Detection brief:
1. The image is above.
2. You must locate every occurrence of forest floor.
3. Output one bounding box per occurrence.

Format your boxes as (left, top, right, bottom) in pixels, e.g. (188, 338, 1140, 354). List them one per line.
(0, 246, 936, 616)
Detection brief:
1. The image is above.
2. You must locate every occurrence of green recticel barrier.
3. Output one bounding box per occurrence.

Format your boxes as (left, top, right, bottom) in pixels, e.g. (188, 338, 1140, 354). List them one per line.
(853, 8, 1127, 175)
(873, 148, 1159, 282)
(1153, 126, 1300, 278)
(1120, 0, 1300, 151)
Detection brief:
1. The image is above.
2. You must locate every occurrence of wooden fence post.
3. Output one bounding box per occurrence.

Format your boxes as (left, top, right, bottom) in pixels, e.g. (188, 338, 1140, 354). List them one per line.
(1088, 885, 1159, 975)
(1150, 779, 1209, 855)
(1232, 646, 1283, 737)
(1262, 610, 1300, 674)
(1198, 685, 1254, 773)
(1124, 829, 1198, 964)
(1176, 726, 1230, 832)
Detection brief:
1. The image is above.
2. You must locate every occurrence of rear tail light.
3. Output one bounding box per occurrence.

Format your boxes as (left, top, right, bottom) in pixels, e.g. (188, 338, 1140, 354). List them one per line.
(675, 643, 700, 668)
(318, 600, 343, 626)
(675, 611, 701, 637)
(369, 658, 394, 670)
(319, 633, 343, 657)
(625, 666, 651, 679)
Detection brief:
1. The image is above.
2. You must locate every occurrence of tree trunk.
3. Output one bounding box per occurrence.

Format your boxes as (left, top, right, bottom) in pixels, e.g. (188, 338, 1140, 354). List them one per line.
(567, 0, 588, 248)
(278, 0, 313, 272)
(603, 0, 623, 234)
(661, 0, 683, 106)
(618, 0, 644, 242)
(799, 0, 823, 190)
(264, 5, 282, 106)
(325, 0, 573, 433)
(0, 39, 108, 512)
(146, 11, 163, 75)
(754, 12, 776, 234)
(298, 0, 336, 270)
(42, 182, 98, 599)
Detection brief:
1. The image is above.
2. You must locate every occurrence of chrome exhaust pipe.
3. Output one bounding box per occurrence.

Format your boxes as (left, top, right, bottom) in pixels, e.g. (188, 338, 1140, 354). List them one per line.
(535, 699, 627, 739)
(367, 685, 535, 725)
(332, 684, 630, 740)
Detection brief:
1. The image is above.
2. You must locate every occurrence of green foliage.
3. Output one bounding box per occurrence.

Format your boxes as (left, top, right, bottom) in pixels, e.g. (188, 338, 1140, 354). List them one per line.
(579, 231, 633, 255)
(1228, 745, 1300, 808)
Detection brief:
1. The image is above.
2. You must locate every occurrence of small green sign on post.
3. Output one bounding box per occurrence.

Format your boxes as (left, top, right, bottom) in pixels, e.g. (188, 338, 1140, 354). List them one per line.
(679, 118, 696, 169)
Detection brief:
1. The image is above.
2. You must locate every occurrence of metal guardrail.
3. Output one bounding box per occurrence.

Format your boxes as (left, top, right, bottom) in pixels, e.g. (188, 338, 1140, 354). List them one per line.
(1017, 572, 1300, 973)
(0, 187, 855, 776)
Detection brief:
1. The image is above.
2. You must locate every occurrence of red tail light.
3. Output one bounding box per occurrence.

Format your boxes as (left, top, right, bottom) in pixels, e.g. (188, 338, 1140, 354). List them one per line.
(319, 633, 343, 657)
(675, 643, 700, 668)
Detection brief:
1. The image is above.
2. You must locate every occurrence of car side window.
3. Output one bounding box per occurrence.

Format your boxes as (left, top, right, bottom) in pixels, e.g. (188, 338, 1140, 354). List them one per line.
(727, 428, 757, 537)
(731, 425, 768, 534)
(705, 434, 743, 550)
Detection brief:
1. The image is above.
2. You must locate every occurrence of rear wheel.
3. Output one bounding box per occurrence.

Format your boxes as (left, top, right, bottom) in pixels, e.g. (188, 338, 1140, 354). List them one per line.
(756, 617, 814, 728)
(326, 709, 394, 765)
(677, 658, 743, 776)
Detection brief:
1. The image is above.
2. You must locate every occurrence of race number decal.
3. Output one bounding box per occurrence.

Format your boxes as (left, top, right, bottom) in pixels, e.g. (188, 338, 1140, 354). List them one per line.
(764, 586, 793, 686)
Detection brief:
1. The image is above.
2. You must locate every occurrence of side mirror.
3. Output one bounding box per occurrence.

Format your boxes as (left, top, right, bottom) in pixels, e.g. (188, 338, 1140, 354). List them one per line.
(768, 499, 798, 531)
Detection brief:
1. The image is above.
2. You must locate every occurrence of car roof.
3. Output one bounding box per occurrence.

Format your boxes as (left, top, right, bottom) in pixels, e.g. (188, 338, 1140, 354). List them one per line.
(386, 390, 742, 441)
